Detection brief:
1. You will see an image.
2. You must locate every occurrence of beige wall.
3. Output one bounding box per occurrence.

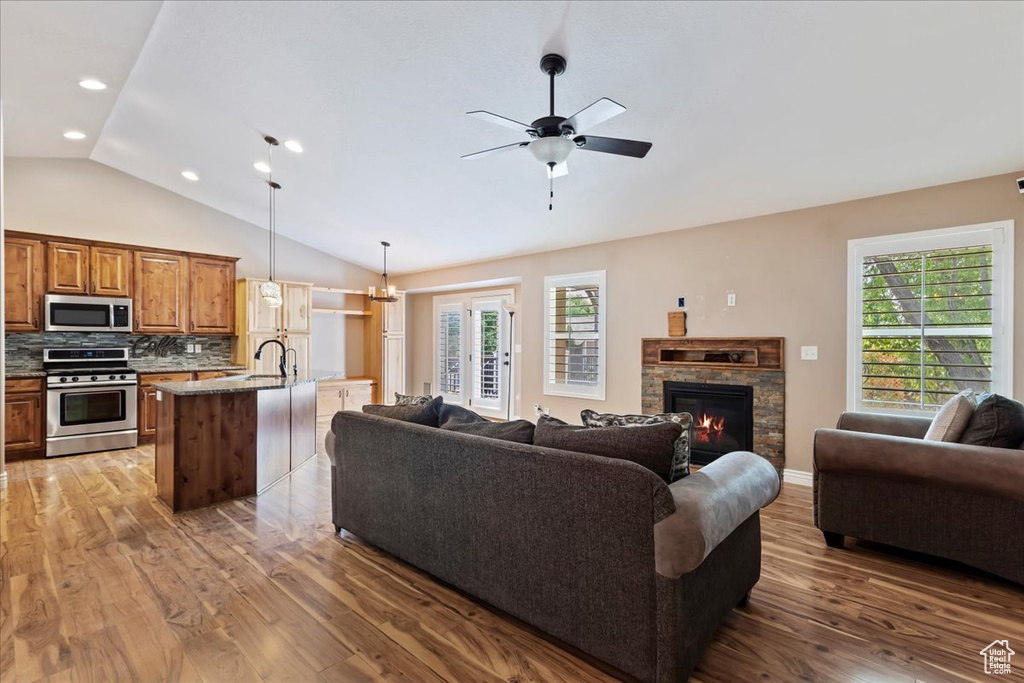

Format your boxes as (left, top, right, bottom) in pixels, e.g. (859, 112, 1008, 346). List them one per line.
(396, 171, 1024, 474)
(3, 157, 375, 373)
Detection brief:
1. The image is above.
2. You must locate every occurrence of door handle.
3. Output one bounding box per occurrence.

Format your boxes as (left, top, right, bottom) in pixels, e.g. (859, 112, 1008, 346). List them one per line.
(191, 321, 196, 331)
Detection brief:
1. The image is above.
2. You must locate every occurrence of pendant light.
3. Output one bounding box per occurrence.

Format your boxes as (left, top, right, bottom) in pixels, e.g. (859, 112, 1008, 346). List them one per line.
(368, 241, 398, 303)
(260, 135, 283, 308)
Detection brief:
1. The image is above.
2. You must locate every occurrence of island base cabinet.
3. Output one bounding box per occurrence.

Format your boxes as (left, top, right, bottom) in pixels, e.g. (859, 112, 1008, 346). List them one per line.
(290, 381, 317, 471)
(257, 389, 292, 493)
(155, 390, 258, 512)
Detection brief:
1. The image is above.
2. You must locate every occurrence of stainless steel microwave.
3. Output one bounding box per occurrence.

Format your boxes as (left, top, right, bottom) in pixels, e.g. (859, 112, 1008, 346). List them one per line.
(44, 294, 133, 333)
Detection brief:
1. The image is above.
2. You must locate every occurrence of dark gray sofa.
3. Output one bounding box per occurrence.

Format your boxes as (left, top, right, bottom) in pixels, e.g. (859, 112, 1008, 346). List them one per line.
(814, 412, 1024, 584)
(327, 411, 780, 682)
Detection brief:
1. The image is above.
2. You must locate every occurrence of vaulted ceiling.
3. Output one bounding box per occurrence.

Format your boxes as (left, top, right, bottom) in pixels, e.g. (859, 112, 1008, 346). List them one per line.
(2, 1, 1022, 272)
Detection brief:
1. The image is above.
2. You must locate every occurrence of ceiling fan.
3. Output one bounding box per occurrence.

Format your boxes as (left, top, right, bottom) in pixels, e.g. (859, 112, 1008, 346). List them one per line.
(462, 53, 652, 209)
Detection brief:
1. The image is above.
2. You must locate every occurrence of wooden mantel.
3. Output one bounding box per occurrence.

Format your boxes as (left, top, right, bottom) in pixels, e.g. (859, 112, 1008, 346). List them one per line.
(641, 337, 784, 371)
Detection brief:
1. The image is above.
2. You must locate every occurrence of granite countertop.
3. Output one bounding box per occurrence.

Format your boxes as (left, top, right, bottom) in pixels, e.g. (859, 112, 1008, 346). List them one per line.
(135, 365, 248, 374)
(152, 369, 349, 396)
(5, 370, 47, 379)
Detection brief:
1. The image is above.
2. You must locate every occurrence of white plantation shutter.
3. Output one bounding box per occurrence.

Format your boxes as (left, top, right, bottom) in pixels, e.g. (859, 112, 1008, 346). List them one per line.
(849, 222, 1014, 415)
(471, 298, 505, 411)
(544, 271, 606, 400)
(435, 302, 464, 402)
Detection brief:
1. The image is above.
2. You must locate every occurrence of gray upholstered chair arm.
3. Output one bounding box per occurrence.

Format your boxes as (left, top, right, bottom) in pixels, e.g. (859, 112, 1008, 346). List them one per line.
(653, 452, 780, 579)
(836, 411, 932, 439)
(325, 429, 339, 466)
(814, 428, 1024, 502)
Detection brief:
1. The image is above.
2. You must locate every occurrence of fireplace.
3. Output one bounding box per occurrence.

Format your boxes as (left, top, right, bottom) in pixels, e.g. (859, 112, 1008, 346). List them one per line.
(664, 381, 754, 465)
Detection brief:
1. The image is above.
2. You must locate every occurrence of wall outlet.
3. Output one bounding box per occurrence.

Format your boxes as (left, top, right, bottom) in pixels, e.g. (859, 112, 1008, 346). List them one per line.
(194, 343, 202, 354)
(726, 292, 737, 307)
(186, 343, 195, 353)
(801, 346, 819, 361)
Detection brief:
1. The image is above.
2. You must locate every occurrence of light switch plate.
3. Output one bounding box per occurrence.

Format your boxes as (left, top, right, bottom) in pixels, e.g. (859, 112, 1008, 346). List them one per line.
(801, 346, 819, 360)
(186, 343, 195, 353)
(194, 344, 202, 354)
(727, 292, 736, 307)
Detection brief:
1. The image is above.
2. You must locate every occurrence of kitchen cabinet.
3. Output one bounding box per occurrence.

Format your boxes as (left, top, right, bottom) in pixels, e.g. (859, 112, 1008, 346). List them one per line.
(139, 372, 192, 439)
(90, 246, 132, 297)
(4, 378, 45, 457)
(234, 278, 313, 375)
(316, 378, 376, 418)
(189, 257, 235, 334)
(134, 251, 189, 334)
(47, 242, 90, 294)
(366, 291, 405, 405)
(290, 381, 317, 470)
(5, 238, 45, 332)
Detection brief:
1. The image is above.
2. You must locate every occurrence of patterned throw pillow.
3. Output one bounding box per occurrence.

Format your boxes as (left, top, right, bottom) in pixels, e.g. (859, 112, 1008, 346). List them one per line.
(581, 409, 692, 481)
(923, 390, 977, 442)
(394, 393, 433, 406)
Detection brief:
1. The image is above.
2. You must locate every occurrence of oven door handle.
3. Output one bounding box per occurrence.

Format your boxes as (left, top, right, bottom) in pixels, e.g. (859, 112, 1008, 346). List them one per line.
(48, 383, 139, 392)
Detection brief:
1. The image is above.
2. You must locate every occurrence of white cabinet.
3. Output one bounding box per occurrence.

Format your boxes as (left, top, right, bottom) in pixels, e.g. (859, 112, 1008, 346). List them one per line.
(366, 291, 406, 405)
(235, 278, 313, 375)
(382, 335, 405, 403)
(384, 294, 405, 335)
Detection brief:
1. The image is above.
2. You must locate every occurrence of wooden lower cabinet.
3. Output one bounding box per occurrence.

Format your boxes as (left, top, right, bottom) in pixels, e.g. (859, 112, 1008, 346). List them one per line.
(316, 378, 376, 419)
(139, 372, 194, 440)
(4, 378, 45, 457)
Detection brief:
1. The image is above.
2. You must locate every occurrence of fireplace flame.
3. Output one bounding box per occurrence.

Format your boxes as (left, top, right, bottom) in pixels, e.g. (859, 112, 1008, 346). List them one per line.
(695, 412, 726, 444)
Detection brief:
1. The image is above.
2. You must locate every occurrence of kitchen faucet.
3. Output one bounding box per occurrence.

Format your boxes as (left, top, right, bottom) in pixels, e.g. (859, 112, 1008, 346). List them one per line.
(253, 338, 289, 378)
(286, 348, 298, 377)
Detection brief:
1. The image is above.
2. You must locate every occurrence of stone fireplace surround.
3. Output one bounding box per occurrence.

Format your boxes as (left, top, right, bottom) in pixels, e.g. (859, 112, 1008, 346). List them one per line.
(641, 337, 785, 473)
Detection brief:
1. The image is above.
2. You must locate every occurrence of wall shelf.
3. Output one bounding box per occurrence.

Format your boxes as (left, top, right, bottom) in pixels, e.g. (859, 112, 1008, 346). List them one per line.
(313, 307, 370, 316)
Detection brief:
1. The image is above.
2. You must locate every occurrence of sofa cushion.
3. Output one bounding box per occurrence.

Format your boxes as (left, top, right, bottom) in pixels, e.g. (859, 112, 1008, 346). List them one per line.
(394, 392, 433, 406)
(959, 393, 1024, 449)
(438, 402, 487, 427)
(363, 395, 442, 427)
(442, 419, 536, 444)
(581, 409, 692, 481)
(923, 390, 977, 442)
(534, 415, 680, 481)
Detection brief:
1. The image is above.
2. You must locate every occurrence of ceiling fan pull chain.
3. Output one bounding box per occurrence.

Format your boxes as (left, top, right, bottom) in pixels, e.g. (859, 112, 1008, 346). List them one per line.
(549, 169, 554, 211)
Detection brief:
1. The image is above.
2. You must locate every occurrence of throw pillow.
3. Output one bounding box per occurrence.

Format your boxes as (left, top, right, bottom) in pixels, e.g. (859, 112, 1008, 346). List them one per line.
(534, 415, 681, 482)
(441, 419, 536, 444)
(923, 390, 977, 442)
(438, 402, 487, 427)
(363, 396, 442, 427)
(581, 409, 692, 481)
(959, 393, 1024, 449)
(394, 393, 433, 406)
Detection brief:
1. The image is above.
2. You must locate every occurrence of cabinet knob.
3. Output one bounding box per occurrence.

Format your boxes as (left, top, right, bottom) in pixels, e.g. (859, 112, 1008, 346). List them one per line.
(191, 321, 196, 331)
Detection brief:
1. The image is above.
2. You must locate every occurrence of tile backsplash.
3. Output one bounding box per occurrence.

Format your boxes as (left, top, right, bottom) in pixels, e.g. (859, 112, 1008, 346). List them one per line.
(5, 333, 235, 372)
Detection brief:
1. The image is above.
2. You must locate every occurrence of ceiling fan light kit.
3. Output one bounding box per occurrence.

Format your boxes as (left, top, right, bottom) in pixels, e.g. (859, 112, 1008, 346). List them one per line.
(463, 53, 652, 209)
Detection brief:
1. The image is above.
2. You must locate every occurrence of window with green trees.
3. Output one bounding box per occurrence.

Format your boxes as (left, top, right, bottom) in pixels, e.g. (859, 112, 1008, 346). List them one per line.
(850, 222, 1013, 414)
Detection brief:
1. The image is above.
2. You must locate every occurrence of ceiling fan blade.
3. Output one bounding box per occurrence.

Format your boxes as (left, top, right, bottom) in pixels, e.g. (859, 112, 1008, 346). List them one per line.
(562, 98, 626, 134)
(466, 110, 534, 133)
(547, 162, 568, 179)
(574, 135, 652, 158)
(461, 141, 528, 160)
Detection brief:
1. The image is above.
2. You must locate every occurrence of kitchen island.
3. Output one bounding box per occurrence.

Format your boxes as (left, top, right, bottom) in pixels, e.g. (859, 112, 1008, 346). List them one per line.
(152, 370, 346, 512)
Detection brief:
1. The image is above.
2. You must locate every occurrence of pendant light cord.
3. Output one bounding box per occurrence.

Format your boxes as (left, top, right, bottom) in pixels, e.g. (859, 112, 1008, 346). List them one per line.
(269, 142, 275, 283)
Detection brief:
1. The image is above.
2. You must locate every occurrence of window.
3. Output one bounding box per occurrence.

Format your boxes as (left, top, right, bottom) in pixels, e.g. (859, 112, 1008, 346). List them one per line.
(433, 290, 515, 416)
(848, 221, 1014, 415)
(544, 270, 606, 400)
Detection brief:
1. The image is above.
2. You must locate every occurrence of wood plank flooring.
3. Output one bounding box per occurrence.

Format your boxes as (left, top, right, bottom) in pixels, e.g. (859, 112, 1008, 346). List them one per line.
(2, 447, 1021, 682)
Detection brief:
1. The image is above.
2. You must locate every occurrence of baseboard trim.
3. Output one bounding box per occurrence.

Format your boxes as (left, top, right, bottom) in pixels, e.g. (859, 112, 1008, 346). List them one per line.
(783, 468, 813, 487)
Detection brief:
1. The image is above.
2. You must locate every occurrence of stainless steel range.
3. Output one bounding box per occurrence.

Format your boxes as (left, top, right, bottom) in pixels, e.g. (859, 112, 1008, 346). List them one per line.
(44, 347, 138, 457)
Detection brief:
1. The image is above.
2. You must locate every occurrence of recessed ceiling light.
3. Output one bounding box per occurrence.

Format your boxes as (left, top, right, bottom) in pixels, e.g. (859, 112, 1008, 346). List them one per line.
(63, 131, 87, 140)
(181, 170, 199, 182)
(78, 79, 107, 90)
(253, 161, 271, 173)
(284, 140, 303, 153)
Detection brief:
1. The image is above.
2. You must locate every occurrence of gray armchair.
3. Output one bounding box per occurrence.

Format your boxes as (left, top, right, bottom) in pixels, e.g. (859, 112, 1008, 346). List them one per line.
(813, 412, 1024, 584)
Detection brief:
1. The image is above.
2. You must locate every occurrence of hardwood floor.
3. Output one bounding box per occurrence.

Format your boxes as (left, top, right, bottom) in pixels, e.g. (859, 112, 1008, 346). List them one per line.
(1, 448, 1021, 683)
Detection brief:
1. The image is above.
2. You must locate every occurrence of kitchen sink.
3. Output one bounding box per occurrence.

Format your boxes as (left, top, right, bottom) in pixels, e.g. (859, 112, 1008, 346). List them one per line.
(212, 373, 284, 381)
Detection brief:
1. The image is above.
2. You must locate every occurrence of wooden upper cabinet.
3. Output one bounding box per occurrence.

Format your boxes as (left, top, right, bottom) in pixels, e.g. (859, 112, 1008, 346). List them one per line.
(47, 242, 90, 294)
(5, 238, 45, 332)
(189, 258, 235, 334)
(282, 283, 312, 334)
(90, 246, 132, 297)
(134, 251, 189, 334)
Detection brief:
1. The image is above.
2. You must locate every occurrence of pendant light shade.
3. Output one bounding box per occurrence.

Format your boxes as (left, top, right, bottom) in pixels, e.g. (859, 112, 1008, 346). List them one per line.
(368, 241, 398, 303)
(262, 136, 283, 308)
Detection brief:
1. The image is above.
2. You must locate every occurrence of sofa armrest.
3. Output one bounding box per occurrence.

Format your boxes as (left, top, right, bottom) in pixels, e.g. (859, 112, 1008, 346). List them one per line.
(836, 411, 932, 439)
(325, 429, 338, 466)
(653, 452, 780, 579)
(814, 428, 1024, 502)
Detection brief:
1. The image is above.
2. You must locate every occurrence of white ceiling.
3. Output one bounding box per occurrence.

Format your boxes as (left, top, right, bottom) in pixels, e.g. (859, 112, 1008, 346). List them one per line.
(2, 1, 1022, 273)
